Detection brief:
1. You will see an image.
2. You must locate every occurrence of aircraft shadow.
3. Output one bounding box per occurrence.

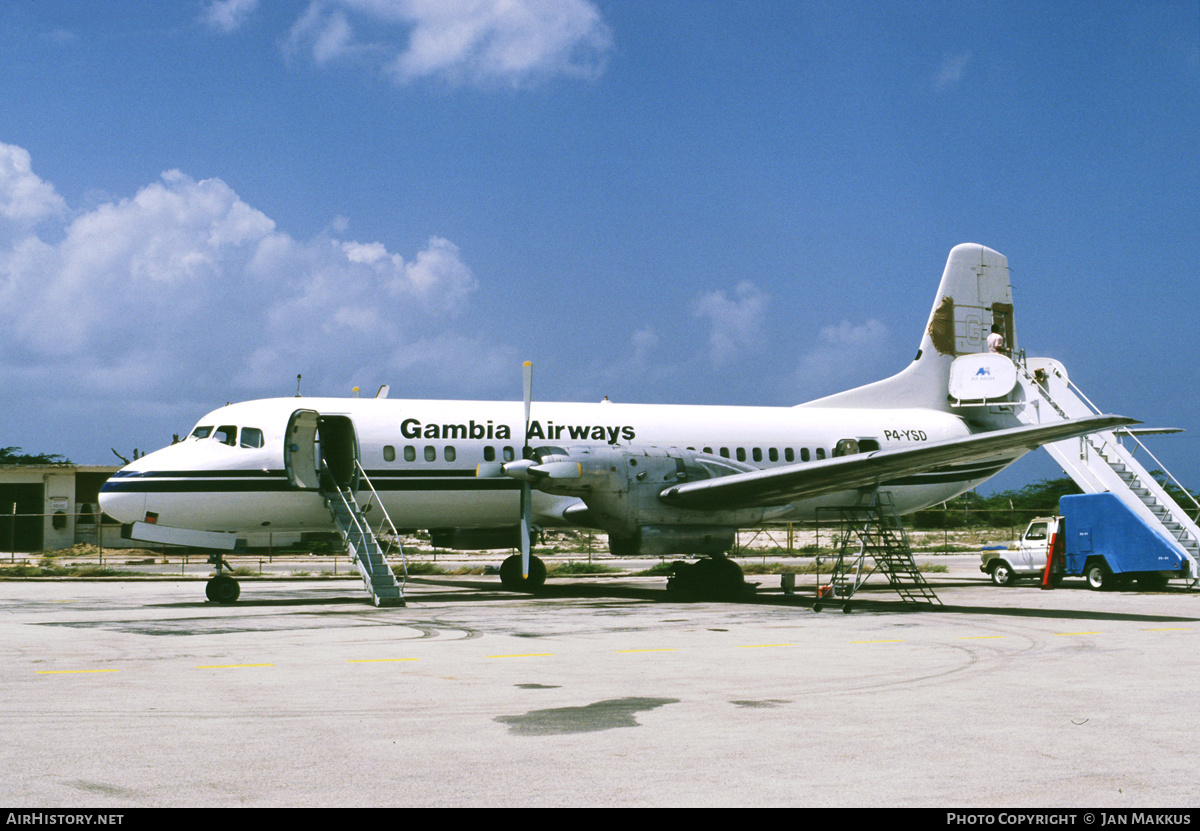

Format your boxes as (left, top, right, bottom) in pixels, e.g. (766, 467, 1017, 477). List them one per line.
(154, 575, 1200, 624)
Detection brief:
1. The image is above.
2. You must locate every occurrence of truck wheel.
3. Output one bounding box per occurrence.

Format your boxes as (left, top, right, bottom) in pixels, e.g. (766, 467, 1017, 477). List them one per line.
(990, 561, 1015, 587)
(1085, 563, 1110, 591)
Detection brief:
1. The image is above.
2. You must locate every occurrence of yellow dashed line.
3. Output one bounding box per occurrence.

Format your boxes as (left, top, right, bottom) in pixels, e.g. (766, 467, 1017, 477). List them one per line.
(1143, 627, 1191, 632)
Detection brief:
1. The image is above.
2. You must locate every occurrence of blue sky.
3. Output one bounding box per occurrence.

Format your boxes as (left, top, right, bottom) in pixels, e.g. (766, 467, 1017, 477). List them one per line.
(0, 1, 1197, 494)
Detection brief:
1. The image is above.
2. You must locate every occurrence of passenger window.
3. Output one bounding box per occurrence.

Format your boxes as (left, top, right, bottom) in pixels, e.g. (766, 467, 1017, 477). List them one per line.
(736, 448, 747, 462)
(785, 448, 794, 462)
(703, 447, 713, 455)
(769, 448, 778, 462)
(801, 448, 810, 462)
(424, 446, 436, 462)
(383, 445, 396, 462)
(503, 446, 515, 462)
(816, 448, 826, 460)
(445, 446, 456, 462)
(404, 446, 416, 462)
(484, 446, 496, 462)
(719, 448, 730, 458)
(240, 427, 264, 449)
(1025, 523, 1048, 541)
(216, 426, 236, 446)
(752, 448, 762, 463)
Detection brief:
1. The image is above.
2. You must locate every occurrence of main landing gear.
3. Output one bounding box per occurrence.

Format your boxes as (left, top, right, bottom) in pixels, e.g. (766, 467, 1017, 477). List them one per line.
(666, 555, 747, 601)
(205, 554, 240, 603)
(499, 554, 547, 592)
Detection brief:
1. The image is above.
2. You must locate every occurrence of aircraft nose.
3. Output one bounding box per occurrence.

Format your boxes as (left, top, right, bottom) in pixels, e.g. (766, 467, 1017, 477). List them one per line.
(98, 471, 146, 524)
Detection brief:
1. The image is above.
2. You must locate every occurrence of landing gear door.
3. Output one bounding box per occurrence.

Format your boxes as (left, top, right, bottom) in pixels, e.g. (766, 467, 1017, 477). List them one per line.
(285, 409, 320, 490)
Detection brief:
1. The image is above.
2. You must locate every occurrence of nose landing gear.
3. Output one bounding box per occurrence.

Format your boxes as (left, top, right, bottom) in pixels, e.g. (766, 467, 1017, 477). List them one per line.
(205, 554, 241, 603)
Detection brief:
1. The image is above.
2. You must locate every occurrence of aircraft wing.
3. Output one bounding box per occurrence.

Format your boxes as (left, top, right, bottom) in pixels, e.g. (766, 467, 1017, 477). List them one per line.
(659, 415, 1137, 511)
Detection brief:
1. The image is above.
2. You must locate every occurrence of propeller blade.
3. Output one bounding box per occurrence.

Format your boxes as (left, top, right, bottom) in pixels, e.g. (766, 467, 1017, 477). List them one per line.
(520, 360, 533, 579)
(522, 361, 532, 454)
(521, 482, 531, 579)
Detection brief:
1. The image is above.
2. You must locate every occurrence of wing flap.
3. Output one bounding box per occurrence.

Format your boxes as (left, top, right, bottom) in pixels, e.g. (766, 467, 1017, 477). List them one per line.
(659, 415, 1137, 510)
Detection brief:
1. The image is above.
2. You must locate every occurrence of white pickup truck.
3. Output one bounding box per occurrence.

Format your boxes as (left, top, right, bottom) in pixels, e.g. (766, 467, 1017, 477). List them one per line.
(981, 517, 1056, 587)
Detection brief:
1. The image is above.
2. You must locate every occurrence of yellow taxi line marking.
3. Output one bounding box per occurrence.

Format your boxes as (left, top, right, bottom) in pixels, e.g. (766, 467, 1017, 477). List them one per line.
(1143, 627, 1191, 632)
(345, 658, 419, 663)
(36, 669, 119, 675)
(196, 663, 274, 669)
(488, 653, 553, 659)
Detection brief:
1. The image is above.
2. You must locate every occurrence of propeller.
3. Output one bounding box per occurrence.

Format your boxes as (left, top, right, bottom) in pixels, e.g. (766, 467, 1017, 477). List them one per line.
(520, 361, 533, 579)
(472, 361, 583, 581)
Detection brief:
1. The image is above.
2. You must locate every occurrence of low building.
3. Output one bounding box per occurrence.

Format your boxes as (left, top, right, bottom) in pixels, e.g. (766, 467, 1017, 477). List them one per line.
(0, 464, 123, 553)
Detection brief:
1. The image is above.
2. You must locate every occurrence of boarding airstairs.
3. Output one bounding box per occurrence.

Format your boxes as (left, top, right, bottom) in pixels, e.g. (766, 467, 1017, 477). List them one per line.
(815, 490, 942, 610)
(324, 461, 407, 606)
(1008, 356, 1200, 581)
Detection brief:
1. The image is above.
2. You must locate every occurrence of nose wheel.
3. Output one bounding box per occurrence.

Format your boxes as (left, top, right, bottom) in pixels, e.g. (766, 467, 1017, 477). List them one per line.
(205, 554, 240, 603)
(205, 574, 241, 603)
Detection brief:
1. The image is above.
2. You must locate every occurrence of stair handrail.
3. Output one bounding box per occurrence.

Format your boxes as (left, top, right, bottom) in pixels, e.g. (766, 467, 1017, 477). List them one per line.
(1055, 376, 1200, 521)
(1094, 431, 1200, 523)
(353, 459, 408, 582)
(322, 462, 370, 550)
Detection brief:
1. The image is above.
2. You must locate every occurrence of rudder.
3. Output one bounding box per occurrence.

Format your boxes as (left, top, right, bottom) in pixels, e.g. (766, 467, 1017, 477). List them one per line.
(801, 243, 1013, 411)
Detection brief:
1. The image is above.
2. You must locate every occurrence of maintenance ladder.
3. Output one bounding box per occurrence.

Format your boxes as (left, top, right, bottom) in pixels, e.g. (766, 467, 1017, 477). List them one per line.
(815, 490, 942, 611)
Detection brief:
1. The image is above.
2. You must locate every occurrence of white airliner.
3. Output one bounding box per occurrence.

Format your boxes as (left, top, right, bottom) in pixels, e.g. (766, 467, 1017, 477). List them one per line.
(99, 244, 1131, 602)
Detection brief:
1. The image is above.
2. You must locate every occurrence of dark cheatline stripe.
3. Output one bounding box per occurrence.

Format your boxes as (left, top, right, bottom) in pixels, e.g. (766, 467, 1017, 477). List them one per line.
(101, 468, 519, 494)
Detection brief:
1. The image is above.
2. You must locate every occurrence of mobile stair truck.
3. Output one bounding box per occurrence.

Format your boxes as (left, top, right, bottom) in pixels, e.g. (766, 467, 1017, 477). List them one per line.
(981, 492, 1195, 591)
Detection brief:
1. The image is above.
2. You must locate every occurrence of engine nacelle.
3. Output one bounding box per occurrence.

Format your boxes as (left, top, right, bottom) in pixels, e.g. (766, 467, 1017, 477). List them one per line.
(523, 445, 781, 555)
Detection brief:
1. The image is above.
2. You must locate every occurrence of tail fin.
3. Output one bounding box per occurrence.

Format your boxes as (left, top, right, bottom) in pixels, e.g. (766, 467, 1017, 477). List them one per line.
(801, 243, 1013, 411)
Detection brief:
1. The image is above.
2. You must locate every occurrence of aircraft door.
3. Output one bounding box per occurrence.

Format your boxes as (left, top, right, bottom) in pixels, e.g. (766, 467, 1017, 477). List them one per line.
(317, 415, 360, 492)
(285, 410, 320, 490)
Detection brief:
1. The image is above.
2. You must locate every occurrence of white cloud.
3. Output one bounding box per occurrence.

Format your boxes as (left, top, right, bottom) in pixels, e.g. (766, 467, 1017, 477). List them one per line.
(693, 281, 769, 368)
(285, 0, 613, 87)
(0, 143, 66, 227)
(795, 318, 892, 394)
(0, 144, 494, 404)
(934, 52, 971, 90)
(200, 0, 261, 33)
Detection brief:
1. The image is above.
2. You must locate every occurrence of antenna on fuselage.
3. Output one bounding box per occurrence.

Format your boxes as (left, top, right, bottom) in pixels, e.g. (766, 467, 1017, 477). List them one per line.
(295, 374, 302, 397)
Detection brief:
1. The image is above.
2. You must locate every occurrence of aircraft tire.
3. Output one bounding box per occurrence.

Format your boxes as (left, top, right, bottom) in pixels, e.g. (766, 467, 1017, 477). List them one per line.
(671, 556, 744, 601)
(206, 575, 240, 603)
(499, 554, 547, 592)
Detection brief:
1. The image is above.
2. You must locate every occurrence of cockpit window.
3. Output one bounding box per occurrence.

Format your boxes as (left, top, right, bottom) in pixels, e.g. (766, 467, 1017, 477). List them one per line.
(191, 426, 214, 439)
(240, 427, 264, 449)
(215, 426, 237, 446)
